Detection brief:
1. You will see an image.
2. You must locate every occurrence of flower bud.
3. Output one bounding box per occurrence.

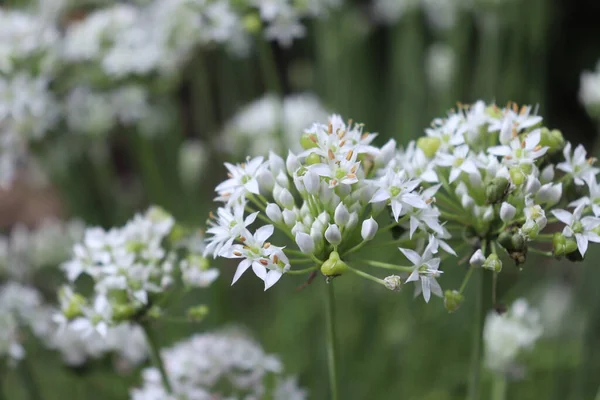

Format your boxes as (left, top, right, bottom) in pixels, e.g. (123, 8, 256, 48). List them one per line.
(524, 176, 541, 195)
(257, 170, 274, 191)
(178, 140, 207, 190)
(320, 251, 348, 277)
(469, 249, 485, 267)
(552, 232, 578, 257)
(325, 224, 342, 245)
(461, 194, 475, 210)
(266, 203, 282, 223)
(483, 253, 502, 272)
(444, 290, 464, 313)
(291, 222, 306, 236)
(300, 133, 318, 150)
(186, 305, 209, 322)
(346, 212, 359, 231)
(303, 170, 320, 194)
(539, 127, 565, 154)
(278, 188, 295, 209)
(482, 206, 494, 222)
(286, 151, 300, 175)
(295, 232, 315, 254)
(361, 217, 379, 241)
(62, 292, 87, 320)
(268, 151, 285, 174)
(306, 153, 321, 165)
(376, 139, 397, 167)
(417, 136, 441, 158)
(112, 303, 137, 322)
(334, 203, 350, 226)
(536, 183, 562, 206)
(384, 275, 402, 291)
(540, 165, 554, 183)
(500, 202, 516, 223)
(276, 170, 289, 189)
(485, 177, 510, 204)
(511, 232, 526, 251)
(318, 211, 330, 225)
(509, 167, 526, 186)
(282, 209, 297, 226)
(242, 13, 262, 33)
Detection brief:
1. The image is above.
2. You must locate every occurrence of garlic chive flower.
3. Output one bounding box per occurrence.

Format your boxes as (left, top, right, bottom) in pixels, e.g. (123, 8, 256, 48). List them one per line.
(59, 207, 218, 335)
(207, 103, 600, 307)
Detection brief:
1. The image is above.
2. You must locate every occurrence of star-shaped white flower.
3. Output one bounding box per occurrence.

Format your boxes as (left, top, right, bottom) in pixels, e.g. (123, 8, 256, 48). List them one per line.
(488, 129, 548, 166)
(370, 169, 427, 221)
(569, 177, 600, 217)
(436, 144, 480, 183)
(215, 156, 266, 206)
(557, 142, 600, 185)
(204, 203, 258, 258)
(400, 242, 443, 303)
(552, 204, 600, 256)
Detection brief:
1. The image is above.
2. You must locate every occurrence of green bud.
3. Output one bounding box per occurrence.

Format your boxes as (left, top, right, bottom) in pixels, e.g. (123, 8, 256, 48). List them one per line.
(483, 253, 502, 272)
(126, 241, 145, 253)
(112, 303, 137, 322)
(63, 293, 87, 320)
(320, 251, 348, 278)
(306, 153, 321, 165)
(444, 290, 464, 313)
(242, 14, 262, 34)
(486, 105, 503, 119)
(168, 224, 187, 244)
(485, 177, 509, 204)
(509, 167, 526, 186)
(416, 137, 441, 158)
(300, 133, 318, 150)
(552, 232, 578, 257)
(510, 232, 526, 251)
(540, 127, 565, 154)
(498, 231, 513, 250)
(187, 305, 209, 322)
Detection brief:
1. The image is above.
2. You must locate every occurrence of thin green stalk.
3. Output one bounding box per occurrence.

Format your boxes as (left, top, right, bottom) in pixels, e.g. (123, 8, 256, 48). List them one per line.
(287, 266, 319, 275)
(348, 266, 387, 286)
(491, 374, 507, 400)
(361, 260, 413, 273)
(141, 323, 173, 394)
(324, 281, 339, 400)
(595, 383, 600, 400)
(17, 356, 42, 400)
(257, 39, 282, 95)
(467, 263, 485, 400)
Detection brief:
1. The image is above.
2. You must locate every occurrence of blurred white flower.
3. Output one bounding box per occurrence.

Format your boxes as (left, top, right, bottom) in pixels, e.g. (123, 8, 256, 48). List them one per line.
(579, 60, 600, 119)
(425, 43, 455, 92)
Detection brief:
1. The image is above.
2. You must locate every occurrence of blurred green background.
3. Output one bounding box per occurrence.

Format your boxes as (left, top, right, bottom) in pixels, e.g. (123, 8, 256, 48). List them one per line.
(2, 0, 600, 399)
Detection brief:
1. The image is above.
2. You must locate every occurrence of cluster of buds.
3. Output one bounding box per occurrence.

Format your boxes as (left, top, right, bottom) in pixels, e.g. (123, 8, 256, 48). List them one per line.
(206, 101, 600, 310)
(58, 207, 218, 336)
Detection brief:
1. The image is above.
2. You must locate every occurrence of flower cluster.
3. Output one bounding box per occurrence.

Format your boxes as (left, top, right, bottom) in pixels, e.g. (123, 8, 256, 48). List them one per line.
(483, 298, 542, 373)
(130, 328, 306, 400)
(58, 206, 218, 336)
(206, 101, 600, 307)
(220, 93, 329, 157)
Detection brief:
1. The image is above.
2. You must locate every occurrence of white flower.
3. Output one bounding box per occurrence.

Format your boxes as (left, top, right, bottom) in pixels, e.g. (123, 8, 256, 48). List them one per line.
(436, 145, 480, 183)
(552, 204, 600, 256)
(215, 156, 266, 205)
(264, 6, 305, 47)
(488, 129, 548, 166)
(484, 299, 542, 373)
(226, 225, 290, 290)
(579, 60, 600, 117)
(557, 142, 599, 185)
(384, 275, 402, 291)
(521, 197, 547, 237)
(205, 204, 258, 258)
(570, 177, 600, 216)
(400, 242, 443, 303)
(370, 169, 426, 221)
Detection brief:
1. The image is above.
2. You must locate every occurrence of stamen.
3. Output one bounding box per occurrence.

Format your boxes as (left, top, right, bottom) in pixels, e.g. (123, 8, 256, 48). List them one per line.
(505, 155, 513, 160)
(263, 242, 271, 248)
(328, 149, 335, 160)
(233, 251, 242, 256)
(273, 255, 279, 264)
(534, 145, 542, 151)
(227, 172, 233, 178)
(328, 123, 333, 134)
(346, 150, 353, 161)
(239, 236, 246, 242)
(346, 173, 356, 179)
(259, 259, 269, 266)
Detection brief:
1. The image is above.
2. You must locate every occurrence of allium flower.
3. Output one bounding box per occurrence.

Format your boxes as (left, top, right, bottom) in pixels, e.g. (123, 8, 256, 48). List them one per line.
(552, 205, 600, 256)
(488, 129, 548, 166)
(215, 156, 266, 206)
(401, 241, 443, 302)
(59, 207, 216, 334)
(436, 144, 479, 183)
(557, 142, 599, 185)
(484, 299, 542, 373)
(130, 329, 307, 400)
(370, 170, 426, 221)
(579, 60, 600, 119)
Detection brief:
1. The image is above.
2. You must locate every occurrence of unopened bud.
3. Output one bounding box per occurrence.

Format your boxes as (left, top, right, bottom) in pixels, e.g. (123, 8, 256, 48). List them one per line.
(334, 203, 350, 226)
(324, 224, 342, 245)
(469, 249, 485, 267)
(295, 232, 315, 254)
(187, 305, 209, 322)
(552, 232, 578, 258)
(277, 188, 295, 209)
(509, 167, 526, 186)
(306, 153, 321, 165)
(444, 290, 464, 313)
(485, 177, 510, 204)
(384, 275, 402, 291)
(361, 217, 378, 241)
(483, 253, 502, 272)
(282, 209, 297, 226)
(304, 170, 320, 194)
(286, 151, 300, 175)
(417, 136, 441, 158)
(266, 203, 282, 223)
(500, 202, 516, 223)
(300, 133, 318, 150)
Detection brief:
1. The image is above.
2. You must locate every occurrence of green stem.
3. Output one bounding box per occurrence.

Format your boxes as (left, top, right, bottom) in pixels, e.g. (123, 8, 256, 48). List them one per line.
(348, 266, 387, 286)
(491, 374, 507, 400)
(287, 266, 319, 275)
(324, 281, 339, 400)
(528, 247, 553, 257)
(468, 260, 485, 400)
(141, 323, 173, 394)
(361, 260, 414, 273)
(17, 356, 42, 400)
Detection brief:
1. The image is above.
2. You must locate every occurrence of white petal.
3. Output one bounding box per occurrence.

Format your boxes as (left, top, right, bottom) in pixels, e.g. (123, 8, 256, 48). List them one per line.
(232, 259, 252, 285)
(398, 247, 421, 266)
(576, 234, 588, 256)
(252, 261, 268, 280)
(254, 225, 274, 243)
(551, 209, 573, 225)
(264, 270, 283, 290)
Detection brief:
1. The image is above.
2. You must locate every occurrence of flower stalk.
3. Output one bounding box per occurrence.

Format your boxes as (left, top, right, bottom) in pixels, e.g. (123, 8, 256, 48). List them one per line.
(325, 280, 339, 400)
(141, 322, 174, 394)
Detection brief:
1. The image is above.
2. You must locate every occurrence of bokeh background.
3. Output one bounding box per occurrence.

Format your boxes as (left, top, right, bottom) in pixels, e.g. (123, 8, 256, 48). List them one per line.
(2, 0, 600, 398)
